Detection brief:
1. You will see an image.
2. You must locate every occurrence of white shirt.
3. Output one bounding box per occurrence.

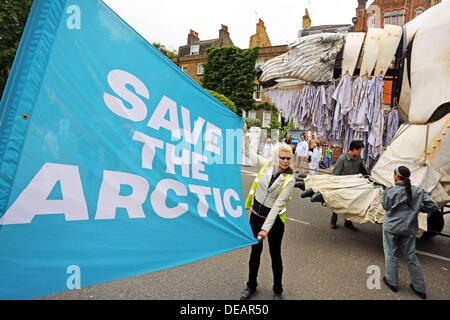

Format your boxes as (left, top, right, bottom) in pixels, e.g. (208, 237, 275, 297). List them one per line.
(262, 144, 272, 158)
(295, 140, 309, 157)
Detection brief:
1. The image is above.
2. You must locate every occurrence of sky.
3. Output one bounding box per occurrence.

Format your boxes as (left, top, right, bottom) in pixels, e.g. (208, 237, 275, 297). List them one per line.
(103, 0, 359, 52)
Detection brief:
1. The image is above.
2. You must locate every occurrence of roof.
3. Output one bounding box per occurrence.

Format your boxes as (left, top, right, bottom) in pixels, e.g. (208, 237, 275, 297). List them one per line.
(299, 24, 352, 37)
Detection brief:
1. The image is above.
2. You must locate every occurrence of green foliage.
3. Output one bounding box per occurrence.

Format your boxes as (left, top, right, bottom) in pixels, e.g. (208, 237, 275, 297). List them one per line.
(269, 115, 281, 130)
(252, 102, 274, 111)
(279, 121, 294, 142)
(152, 42, 177, 59)
(201, 46, 258, 112)
(0, 0, 33, 98)
(206, 89, 237, 113)
(245, 118, 261, 128)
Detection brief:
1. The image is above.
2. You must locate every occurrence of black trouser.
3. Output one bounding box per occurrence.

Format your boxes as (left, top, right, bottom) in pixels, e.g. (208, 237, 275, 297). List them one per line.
(330, 212, 354, 226)
(247, 212, 285, 294)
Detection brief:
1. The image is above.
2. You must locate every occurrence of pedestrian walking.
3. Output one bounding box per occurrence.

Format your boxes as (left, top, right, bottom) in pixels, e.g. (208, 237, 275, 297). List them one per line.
(325, 146, 333, 168)
(262, 138, 272, 158)
(308, 141, 322, 175)
(294, 135, 308, 173)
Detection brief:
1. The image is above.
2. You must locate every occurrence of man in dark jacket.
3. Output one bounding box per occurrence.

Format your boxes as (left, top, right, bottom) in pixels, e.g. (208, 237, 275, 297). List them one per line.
(330, 140, 367, 232)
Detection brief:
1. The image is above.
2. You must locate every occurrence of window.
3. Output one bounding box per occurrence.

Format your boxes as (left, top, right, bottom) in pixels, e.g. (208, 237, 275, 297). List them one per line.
(399, 8, 405, 25)
(190, 45, 199, 56)
(384, 10, 390, 25)
(248, 110, 256, 119)
(415, 8, 423, 17)
(368, 15, 375, 28)
(197, 64, 204, 75)
(262, 111, 272, 128)
(391, 10, 398, 25)
(182, 66, 188, 73)
(253, 84, 262, 101)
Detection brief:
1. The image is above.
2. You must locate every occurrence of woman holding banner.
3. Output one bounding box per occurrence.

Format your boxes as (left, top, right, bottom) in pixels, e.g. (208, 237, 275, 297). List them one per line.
(240, 137, 295, 300)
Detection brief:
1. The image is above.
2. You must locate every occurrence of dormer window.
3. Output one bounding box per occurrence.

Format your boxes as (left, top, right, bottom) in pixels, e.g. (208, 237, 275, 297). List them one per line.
(190, 45, 199, 56)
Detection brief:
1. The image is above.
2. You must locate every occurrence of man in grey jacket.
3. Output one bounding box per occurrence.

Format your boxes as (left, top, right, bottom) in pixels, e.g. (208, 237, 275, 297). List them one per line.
(381, 166, 438, 299)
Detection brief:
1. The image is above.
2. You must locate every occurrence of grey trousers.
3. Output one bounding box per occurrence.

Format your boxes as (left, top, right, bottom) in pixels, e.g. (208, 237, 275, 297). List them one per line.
(382, 230, 426, 293)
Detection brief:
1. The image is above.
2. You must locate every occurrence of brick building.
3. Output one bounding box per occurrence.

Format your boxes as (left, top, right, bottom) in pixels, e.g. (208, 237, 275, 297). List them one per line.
(361, 0, 441, 30)
(355, 0, 441, 104)
(171, 25, 233, 84)
(171, 20, 288, 127)
(248, 19, 287, 127)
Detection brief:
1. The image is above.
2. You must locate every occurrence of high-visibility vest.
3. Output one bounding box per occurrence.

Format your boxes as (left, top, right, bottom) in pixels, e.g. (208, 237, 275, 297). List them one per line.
(245, 163, 292, 224)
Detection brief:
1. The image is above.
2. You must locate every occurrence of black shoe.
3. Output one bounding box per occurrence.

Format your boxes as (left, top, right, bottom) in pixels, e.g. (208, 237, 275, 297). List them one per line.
(410, 284, 426, 299)
(330, 223, 337, 230)
(345, 224, 359, 232)
(240, 287, 256, 300)
(273, 293, 283, 300)
(383, 277, 398, 292)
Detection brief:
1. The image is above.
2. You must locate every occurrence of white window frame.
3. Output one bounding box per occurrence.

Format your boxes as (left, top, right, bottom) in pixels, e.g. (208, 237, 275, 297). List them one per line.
(197, 64, 204, 75)
(262, 111, 272, 128)
(391, 9, 398, 25)
(182, 66, 188, 73)
(383, 10, 390, 25)
(190, 45, 199, 56)
(253, 84, 262, 101)
(368, 15, 375, 28)
(248, 110, 257, 119)
(415, 8, 423, 17)
(398, 8, 406, 25)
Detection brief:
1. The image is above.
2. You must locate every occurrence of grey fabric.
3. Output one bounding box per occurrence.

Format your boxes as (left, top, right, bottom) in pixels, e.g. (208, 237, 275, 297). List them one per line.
(263, 74, 398, 170)
(383, 230, 426, 293)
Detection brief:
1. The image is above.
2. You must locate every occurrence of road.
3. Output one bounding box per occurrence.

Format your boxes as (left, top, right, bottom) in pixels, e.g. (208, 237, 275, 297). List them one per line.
(40, 165, 450, 300)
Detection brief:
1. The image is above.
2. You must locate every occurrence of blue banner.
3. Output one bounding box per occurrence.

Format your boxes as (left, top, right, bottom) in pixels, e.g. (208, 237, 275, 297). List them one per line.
(0, 0, 256, 299)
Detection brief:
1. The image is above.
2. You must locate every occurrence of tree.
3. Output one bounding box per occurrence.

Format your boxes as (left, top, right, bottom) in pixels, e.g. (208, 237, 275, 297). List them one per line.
(0, 0, 33, 98)
(206, 89, 237, 113)
(201, 46, 258, 113)
(245, 118, 261, 129)
(152, 42, 177, 59)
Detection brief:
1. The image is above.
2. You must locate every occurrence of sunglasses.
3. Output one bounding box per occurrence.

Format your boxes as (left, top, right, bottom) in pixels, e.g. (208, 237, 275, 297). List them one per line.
(279, 156, 291, 160)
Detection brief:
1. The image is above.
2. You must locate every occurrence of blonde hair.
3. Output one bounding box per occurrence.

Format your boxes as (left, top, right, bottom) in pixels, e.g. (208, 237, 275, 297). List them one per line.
(270, 142, 293, 170)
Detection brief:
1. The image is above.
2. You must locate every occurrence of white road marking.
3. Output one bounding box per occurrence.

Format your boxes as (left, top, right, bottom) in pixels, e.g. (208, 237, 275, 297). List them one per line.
(416, 250, 450, 262)
(241, 169, 257, 176)
(286, 217, 311, 225)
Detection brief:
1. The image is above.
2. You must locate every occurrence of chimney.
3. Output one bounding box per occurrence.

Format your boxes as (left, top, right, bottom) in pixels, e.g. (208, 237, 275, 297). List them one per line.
(187, 29, 199, 45)
(302, 8, 311, 28)
(250, 18, 271, 47)
(355, 0, 367, 31)
(219, 24, 233, 46)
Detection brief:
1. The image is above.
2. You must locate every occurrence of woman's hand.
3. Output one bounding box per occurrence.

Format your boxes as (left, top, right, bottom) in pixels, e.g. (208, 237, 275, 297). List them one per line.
(257, 230, 268, 242)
